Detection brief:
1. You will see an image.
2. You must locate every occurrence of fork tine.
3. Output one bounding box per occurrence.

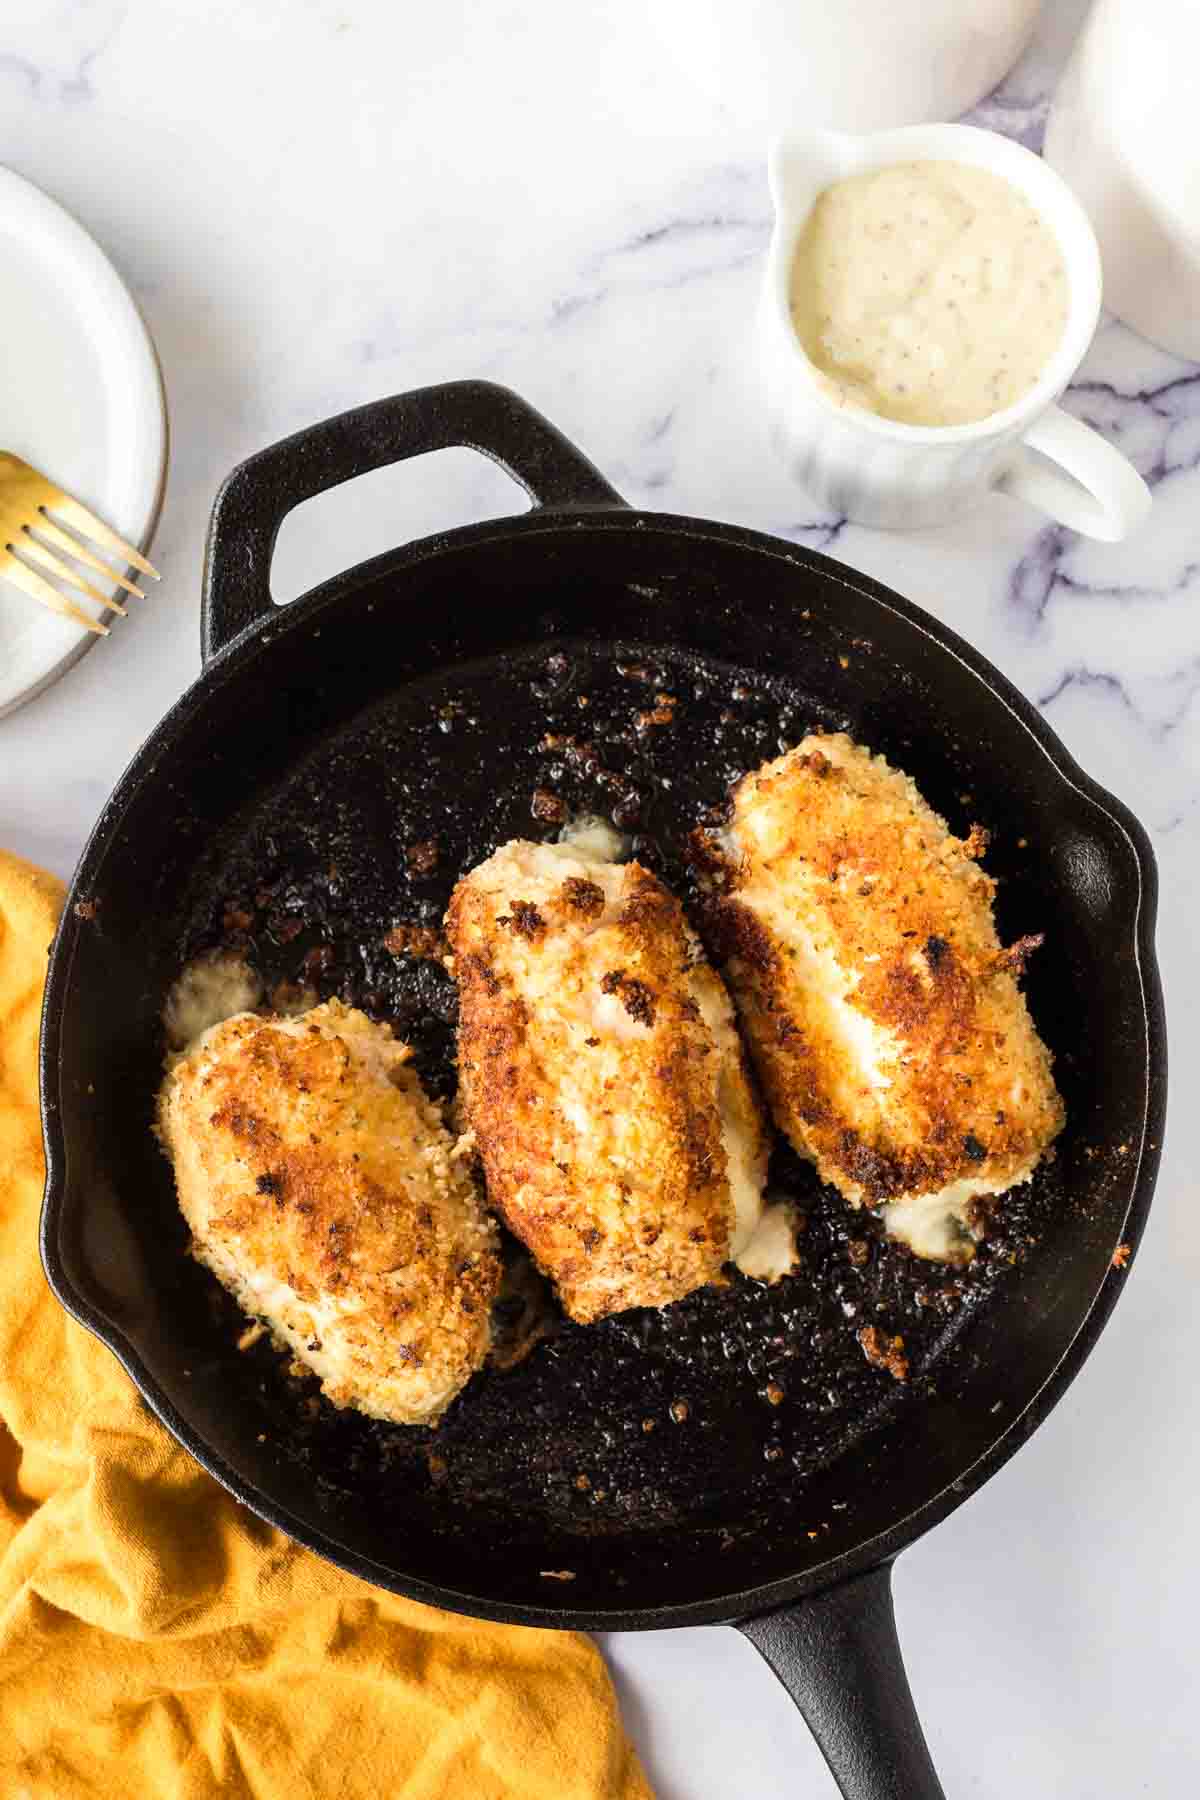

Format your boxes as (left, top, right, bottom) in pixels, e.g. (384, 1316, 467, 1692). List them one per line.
(43, 498, 159, 579)
(17, 536, 129, 615)
(28, 518, 146, 598)
(1, 554, 108, 635)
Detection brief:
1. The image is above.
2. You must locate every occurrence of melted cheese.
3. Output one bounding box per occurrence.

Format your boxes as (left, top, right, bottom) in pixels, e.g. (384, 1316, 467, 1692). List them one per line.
(553, 815, 628, 863)
(883, 1164, 1037, 1265)
(164, 953, 262, 1052)
(735, 1200, 800, 1283)
(687, 963, 766, 1258)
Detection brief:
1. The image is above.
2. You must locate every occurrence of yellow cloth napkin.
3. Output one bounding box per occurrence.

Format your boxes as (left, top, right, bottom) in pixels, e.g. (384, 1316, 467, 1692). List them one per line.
(0, 850, 651, 1800)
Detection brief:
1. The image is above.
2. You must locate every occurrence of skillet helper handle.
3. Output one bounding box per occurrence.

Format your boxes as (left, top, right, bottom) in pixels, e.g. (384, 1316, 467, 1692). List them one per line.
(201, 380, 625, 660)
(737, 1563, 945, 1800)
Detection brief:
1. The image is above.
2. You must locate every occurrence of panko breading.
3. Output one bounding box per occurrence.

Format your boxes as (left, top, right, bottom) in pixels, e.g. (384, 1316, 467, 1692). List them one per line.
(446, 838, 772, 1323)
(157, 999, 500, 1425)
(695, 733, 1064, 1263)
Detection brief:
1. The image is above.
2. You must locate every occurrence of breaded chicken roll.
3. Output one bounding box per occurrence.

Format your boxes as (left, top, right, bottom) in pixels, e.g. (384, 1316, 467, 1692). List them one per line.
(446, 836, 772, 1322)
(157, 999, 500, 1424)
(695, 734, 1064, 1263)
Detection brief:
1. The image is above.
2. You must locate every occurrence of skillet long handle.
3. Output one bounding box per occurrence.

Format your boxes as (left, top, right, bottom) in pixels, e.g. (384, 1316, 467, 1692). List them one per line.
(201, 379, 625, 660)
(737, 1563, 946, 1800)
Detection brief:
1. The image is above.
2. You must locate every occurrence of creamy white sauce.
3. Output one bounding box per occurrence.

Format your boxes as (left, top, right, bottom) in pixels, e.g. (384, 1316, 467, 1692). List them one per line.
(163, 952, 262, 1052)
(790, 160, 1069, 427)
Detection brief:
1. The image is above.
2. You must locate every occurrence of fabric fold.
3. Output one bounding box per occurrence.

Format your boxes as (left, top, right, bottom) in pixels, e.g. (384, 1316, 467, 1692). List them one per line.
(0, 850, 649, 1800)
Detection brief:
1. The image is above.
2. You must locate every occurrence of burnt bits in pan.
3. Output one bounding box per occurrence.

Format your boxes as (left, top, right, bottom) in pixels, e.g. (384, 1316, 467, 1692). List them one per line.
(173, 640, 1058, 1546)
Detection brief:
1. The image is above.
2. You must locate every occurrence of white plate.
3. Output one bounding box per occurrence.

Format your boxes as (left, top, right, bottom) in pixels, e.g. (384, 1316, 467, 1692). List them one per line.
(0, 166, 167, 718)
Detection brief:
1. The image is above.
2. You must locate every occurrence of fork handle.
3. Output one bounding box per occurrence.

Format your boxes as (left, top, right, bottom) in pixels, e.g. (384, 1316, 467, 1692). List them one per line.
(201, 381, 624, 661)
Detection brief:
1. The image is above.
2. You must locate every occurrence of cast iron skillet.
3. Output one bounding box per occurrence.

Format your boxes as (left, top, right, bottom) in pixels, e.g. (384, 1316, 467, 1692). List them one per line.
(41, 382, 1165, 1799)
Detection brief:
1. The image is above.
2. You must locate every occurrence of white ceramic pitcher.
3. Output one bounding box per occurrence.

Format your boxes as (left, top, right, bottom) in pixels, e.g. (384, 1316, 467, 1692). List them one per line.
(651, 0, 1042, 135)
(759, 123, 1152, 538)
(1044, 0, 1200, 362)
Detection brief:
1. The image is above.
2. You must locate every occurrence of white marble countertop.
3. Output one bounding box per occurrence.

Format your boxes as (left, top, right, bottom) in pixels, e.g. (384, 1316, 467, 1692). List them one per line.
(2, 2, 1195, 1794)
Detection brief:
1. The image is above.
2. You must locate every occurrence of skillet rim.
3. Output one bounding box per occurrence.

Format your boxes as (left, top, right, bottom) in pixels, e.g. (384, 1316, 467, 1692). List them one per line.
(39, 505, 1166, 1630)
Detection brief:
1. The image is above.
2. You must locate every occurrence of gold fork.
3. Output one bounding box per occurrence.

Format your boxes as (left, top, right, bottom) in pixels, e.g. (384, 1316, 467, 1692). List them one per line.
(0, 451, 160, 636)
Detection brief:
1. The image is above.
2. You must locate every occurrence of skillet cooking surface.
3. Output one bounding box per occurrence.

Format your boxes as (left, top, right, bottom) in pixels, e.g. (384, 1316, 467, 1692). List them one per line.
(177, 638, 1058, 1563)
(43, 510, 1159, 1623)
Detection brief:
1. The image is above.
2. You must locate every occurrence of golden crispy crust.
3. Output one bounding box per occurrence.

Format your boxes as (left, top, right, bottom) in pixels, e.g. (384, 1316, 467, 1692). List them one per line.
(446, 844, 767, 1322)
(157, 1000, 499, 1424)
(696, 733, 1064, 1210)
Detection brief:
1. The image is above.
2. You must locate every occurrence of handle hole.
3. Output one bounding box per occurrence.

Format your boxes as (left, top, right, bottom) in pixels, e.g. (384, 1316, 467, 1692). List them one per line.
(1021, 445, 1097, 510)
(269, 447, 530, 606)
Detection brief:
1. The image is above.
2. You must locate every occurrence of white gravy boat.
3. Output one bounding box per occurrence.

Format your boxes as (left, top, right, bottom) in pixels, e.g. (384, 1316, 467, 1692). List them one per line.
(760, 123, 1152, 540)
